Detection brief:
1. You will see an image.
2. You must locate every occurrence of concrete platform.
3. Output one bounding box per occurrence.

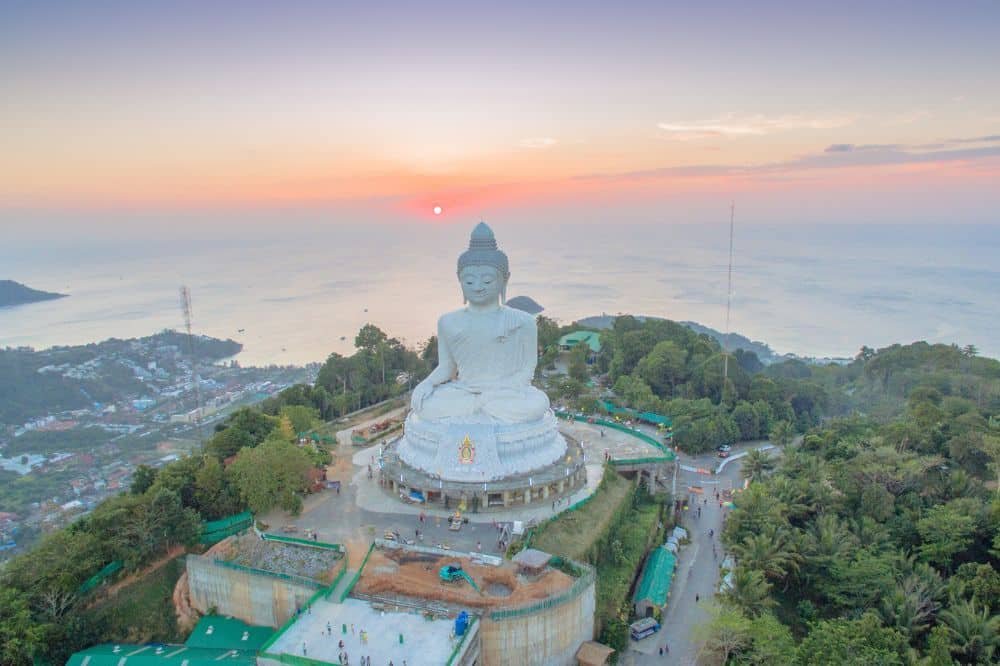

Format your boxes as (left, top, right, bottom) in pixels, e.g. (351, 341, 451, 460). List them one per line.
(264, 597, 462, 666)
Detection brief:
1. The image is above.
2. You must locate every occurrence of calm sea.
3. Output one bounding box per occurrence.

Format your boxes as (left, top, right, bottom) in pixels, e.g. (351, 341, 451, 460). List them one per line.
(2, 222, 998, 365)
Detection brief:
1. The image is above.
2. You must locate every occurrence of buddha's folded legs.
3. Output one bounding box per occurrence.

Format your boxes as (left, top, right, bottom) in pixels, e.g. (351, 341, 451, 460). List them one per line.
(480, 387, 550, 423)
(420, 383, 549, 423)
(417, 384, 479, 421)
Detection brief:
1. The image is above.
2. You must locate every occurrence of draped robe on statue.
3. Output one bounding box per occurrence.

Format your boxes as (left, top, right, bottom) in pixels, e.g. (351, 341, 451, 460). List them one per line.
(417, 306, 550, 424)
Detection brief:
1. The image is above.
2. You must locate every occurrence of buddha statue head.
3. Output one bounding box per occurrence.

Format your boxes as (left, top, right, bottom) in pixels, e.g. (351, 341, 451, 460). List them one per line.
(457, 222, 510, 305)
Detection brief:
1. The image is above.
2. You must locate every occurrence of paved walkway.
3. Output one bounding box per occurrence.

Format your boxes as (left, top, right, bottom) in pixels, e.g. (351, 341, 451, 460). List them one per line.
(625, 440, 774, 665)
(263, 412, 665, 561)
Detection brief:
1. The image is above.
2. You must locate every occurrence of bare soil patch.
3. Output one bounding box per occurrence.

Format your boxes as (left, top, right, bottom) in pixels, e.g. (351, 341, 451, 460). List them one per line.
(354, 548, 573, 610)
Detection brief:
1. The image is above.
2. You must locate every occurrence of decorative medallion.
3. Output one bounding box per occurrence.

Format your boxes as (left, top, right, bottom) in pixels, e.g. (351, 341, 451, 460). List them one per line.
(459, 434, 475, 464)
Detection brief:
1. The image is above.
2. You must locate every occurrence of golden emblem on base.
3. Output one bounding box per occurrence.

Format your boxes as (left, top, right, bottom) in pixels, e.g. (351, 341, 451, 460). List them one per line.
(459, 434, 475, 464)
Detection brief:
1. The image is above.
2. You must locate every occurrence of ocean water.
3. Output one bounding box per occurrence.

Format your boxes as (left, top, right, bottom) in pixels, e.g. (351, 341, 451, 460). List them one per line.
(2, 222, 998, 365)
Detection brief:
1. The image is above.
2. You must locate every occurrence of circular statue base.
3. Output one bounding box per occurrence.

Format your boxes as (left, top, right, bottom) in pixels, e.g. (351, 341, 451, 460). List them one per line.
(379, 432, 587, 512)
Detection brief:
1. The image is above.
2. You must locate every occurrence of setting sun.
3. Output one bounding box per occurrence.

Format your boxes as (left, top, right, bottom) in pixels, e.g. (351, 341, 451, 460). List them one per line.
(433, 205, 443, 215)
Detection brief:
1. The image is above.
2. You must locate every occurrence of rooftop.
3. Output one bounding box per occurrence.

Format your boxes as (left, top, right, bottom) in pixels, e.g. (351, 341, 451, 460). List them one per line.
(264, 597, 464, 666)
(184, 615, 273, 651)
(633, 546, 676, 606)
(512, 548, 552, 571)
(558, 330, 602, 353)
(66, 645, 256, 666)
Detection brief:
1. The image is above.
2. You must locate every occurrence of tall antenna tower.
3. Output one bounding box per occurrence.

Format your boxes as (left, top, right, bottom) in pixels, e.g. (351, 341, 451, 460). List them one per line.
(179, 286, 204, 438)
(722, 202, 736, 391)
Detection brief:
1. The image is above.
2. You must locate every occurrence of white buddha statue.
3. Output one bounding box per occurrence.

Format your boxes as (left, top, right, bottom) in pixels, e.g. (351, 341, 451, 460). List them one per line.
(411, 222, 549, 424)
(397, 223, 566, 482)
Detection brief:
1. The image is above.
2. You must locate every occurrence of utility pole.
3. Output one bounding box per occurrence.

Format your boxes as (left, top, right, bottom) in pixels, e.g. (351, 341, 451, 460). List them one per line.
(722, 202, 736, 392)
(179, 286, 205, 440)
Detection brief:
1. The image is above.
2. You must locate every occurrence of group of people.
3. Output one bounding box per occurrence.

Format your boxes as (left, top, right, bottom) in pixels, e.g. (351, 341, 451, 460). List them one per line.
(304, 622, 392, 665)
(492, 519, 510, 551)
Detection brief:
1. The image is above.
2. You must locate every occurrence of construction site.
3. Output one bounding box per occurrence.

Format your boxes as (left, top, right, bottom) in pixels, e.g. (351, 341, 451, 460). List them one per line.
(185, 531, 346, 628)
(260, 540, 596, 665)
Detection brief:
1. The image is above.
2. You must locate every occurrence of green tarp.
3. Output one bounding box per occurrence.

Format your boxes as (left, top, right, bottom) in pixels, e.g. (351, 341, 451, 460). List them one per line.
(633, 546, 676, 606)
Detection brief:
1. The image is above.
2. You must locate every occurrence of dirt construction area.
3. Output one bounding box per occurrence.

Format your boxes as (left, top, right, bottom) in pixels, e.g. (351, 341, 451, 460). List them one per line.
(354, 548, 574, 610)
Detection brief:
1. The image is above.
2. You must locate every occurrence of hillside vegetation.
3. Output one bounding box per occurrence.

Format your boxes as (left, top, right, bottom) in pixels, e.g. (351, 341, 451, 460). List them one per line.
(706, 347, 1000, 665)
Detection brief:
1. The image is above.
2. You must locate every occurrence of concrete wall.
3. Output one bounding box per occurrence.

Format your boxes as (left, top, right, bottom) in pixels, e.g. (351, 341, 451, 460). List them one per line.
(186, 554, 317, 628)
(479, 576, 596, 666)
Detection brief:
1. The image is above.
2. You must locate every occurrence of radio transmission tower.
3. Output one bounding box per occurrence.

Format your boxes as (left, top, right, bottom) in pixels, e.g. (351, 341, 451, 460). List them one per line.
(722, 203, 736, 391)
(179, 286, 204, 438)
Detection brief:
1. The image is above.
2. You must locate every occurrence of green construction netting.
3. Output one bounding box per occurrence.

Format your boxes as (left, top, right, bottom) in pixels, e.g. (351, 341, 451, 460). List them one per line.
(184, 615, 274, 650)
(200, 511, 253, 544)
(77, 560, 123, 595)
(633, 546, 676, 606)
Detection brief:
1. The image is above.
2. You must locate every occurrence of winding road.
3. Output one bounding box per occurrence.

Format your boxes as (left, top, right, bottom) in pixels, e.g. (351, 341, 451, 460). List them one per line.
(624, 436, 776, 665)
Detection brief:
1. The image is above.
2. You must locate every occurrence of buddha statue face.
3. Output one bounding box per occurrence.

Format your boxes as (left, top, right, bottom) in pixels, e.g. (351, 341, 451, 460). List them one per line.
(459, 265, 504, 307)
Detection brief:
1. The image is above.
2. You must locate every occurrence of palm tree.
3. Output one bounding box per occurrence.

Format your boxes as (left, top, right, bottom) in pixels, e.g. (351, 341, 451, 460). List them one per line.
(939, 599, 1000, 664)
(803, 514, 857, 584)
(730, 529, 802, 586)
(770, 420, 795, 448)
(741, 449, 775, 483)
(878, 562, 944, 642)
(722, 566, 775, 617)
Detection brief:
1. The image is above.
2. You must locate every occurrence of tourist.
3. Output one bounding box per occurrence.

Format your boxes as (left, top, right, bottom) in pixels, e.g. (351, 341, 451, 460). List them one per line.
(351, 623, 355, 635)
(477, 540, 482, 552)
(326, 621, 331, 635)
(302, 642, 307, 656)
(695, 594, 700, 602)
(339, 639, 344, 649)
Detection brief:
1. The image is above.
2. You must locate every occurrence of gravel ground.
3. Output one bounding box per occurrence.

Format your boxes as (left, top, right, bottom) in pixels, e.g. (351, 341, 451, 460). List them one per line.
(226, 533, 342, 580)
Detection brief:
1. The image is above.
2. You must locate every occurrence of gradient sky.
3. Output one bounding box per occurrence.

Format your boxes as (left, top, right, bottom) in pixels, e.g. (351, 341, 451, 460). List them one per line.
(3, 0, 999, 224)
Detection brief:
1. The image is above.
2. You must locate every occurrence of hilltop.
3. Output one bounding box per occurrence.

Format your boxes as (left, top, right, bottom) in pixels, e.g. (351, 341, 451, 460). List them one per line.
(575, 313, 780, 363)
(0, 279, 67, 307)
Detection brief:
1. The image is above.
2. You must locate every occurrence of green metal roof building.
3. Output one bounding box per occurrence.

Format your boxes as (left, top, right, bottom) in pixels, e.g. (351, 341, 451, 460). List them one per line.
(558, 330, 602, 353)
(65, 645, 257, 666)
(66, 616, 273, 666)
(633, 546, 677, 617)
(183, 615, 274, 650)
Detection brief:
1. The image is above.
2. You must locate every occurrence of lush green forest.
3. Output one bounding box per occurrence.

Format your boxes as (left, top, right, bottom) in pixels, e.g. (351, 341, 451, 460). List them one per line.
(542, 315, 823, 453)
(554, 317, 999, 458)
(705, 348, 1000, 664)
(255, 323, 433, 421)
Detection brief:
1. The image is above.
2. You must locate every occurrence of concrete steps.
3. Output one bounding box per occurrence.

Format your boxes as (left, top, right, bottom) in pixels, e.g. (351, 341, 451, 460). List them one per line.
(327, 569, 357, 603)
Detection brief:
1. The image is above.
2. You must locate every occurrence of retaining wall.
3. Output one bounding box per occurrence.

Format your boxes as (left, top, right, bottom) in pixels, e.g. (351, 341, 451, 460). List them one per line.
(478, 569, 596, 666)
(186, 554, 317, 628)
